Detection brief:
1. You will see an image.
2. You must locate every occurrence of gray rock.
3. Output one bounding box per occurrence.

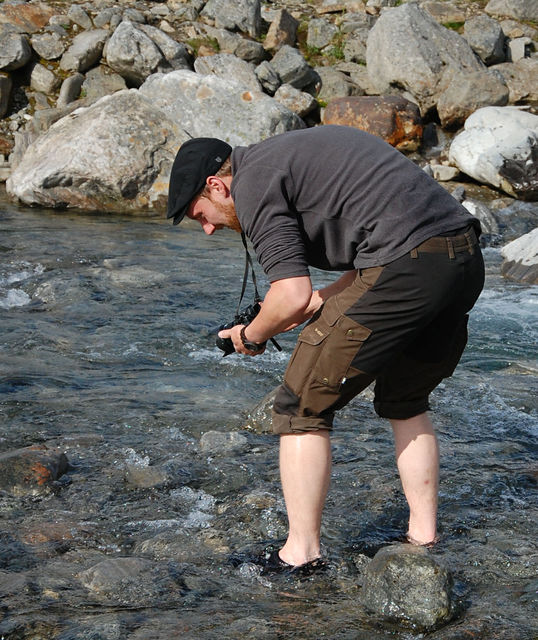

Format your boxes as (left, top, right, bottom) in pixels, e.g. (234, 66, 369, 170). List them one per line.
(366, 3, 485, 115)
(204, 26, 266, 63)
(491, 58, 538, 103)
(30, 63, 61, 95)
(463, 15, 506, 65)
(493, 200, 538, 240)
(31, 31, 66, 61)
(255, 60, 281, 94)
(338, 12, 375, 34)
(105, 21, 165, 86)
(137, 23, 191, 71)
(501, 228, 538, 284)
(343, 28, 369, 64)
(194, 53, 262, 91)
(123, 8, 146, 24)
(0, 29, 32, 71)
(264, 9, 299, 52)
(270, 45, 319, 90)
(436, 70, 509, 129)
(462, 198, 500, 235)
(200, 0, 262, 38)
(79, 557, 186, 605)
(307, 18, 339, 50)
(6, 90, 185, 210)
(57, 73, 85, 107)
(93, 7, 124, 30)
(429, 164, 460, 181)
(315, 66, 363, 101)
(274, 83, 317, 117)
(449, 106, 538, 200)
(421, 0, 466, 24)
(0, 73, 12, 118)
(485, 0, 538, 21)
(59, 29, 109, 73)
(80, 66, 127, 102)
(335, 61, 380, 94)
(500, 18, 537, 39)
(361, 544, 453, 630)
(139, 69, 305, 146)
(506, 36, 534, 62)
(67, 4, 93, 31)
(200, 430, 249, 454)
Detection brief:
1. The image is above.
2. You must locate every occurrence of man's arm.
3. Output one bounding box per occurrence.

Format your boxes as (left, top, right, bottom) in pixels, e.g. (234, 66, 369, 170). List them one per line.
(219, 270, 358, 355)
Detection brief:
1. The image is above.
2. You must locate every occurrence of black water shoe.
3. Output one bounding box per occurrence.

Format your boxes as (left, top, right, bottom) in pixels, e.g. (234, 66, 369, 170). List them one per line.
(260, 549, 327, 577)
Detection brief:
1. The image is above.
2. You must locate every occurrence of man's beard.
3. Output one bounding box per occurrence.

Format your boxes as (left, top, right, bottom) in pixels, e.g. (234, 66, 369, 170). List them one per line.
(212, 199, 242, 233)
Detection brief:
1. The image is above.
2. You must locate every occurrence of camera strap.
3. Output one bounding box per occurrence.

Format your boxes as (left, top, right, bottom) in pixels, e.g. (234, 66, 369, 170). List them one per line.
(238, 232, 282, 352)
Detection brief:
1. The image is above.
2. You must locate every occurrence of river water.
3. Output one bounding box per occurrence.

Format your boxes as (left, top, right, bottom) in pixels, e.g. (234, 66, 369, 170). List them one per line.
(1, 195, 537, 640)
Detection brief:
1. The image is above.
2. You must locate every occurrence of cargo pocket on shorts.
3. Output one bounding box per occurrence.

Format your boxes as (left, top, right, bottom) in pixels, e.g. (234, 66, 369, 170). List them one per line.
(311, 298, 372, 390)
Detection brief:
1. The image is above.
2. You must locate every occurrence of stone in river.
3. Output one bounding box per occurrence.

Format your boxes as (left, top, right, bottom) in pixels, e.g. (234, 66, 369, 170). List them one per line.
(0, 444, 69, 496)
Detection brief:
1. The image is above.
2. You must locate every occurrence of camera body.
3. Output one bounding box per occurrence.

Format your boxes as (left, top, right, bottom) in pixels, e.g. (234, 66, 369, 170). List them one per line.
(216, 302, 262, 356)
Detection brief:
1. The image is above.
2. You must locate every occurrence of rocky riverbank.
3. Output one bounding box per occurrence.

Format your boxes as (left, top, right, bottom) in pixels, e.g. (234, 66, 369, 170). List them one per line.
(0, 0, 537, 282)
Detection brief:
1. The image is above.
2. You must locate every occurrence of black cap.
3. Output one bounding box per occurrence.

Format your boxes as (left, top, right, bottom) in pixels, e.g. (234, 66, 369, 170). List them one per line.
(167, 138, 232, 225)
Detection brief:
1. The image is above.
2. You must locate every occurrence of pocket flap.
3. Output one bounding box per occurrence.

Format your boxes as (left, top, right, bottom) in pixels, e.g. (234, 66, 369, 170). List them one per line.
(298, 322, 329, 346)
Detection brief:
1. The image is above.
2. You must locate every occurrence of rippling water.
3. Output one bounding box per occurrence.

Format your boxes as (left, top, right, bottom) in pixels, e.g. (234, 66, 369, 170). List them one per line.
(1, 194, 537, 639)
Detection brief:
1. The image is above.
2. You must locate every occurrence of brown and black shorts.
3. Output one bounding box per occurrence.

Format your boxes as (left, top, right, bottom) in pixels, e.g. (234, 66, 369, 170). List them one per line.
(272, 226, 485, 434)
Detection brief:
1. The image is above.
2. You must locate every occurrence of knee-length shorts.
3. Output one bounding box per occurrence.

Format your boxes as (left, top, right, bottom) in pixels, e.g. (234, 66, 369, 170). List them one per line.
(272, 226, 485, 433)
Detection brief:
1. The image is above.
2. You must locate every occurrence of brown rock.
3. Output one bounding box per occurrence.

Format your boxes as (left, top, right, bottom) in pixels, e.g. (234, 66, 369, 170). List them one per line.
(263, 9, 298, 52)
(0, 133, 14, 158)
(0, 3, 56, 34)
(0, 444, 69, 496)
(323, 95, 423, 151)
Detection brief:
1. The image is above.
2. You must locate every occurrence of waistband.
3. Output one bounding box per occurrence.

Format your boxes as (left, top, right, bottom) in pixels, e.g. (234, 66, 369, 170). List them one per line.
(411, 226, 478, 259)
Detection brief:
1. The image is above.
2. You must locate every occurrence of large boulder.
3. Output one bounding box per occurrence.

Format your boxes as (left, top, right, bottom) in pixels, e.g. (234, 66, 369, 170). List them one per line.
(449, 106, 538, 201)
(0, 28, 32, 71)
(485, 0, 538, 21)
(323, 95, 423, 152)
(194, 53, 262, 92)
(501, 228, 538, 284)
(366, 3, 485, 116)
(139, 70, 305, 146)
(463, 15, 506, 65)
(361, 544, 453, 631)
(6, 90, 184, 210)
(200, 0, 262, 38)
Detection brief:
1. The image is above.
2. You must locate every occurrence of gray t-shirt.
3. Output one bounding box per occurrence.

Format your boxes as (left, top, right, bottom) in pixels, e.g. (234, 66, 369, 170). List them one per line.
(230, 126, 479, 282)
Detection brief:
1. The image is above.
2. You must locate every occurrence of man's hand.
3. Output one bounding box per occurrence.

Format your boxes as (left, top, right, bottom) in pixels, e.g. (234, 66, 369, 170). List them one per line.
(217, 324, 266, 356)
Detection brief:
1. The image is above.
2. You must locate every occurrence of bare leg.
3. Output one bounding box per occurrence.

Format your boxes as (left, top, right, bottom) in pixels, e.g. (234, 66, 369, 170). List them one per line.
(278, 431, 332, 566)
(390, 412, 439, 545)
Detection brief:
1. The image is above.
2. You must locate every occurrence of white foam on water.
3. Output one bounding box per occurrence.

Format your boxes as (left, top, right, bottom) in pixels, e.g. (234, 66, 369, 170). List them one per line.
(123, 447, 150, 467)
(0, 289, 31, 309)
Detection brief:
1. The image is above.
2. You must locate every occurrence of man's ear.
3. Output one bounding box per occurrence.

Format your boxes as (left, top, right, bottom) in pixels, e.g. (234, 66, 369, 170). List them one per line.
(206, 176, 229, 196)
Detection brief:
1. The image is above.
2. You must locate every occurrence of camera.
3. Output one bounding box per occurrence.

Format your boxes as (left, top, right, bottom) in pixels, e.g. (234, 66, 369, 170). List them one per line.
(216, 302, 262, 356)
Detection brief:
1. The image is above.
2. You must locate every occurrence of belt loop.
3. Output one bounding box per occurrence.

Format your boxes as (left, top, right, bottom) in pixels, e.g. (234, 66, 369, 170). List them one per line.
(464, 230, 475, 255)
(410, 248, 418, 259)
(446, 237, 455, 259)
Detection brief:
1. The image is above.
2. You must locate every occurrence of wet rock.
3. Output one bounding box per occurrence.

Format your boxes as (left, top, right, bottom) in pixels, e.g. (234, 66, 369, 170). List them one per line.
(491, 58, 538, 104)
(0, 531, 37, 570)
(463, 15, 506, 65)
(485, 0, 538, 21)
(244, 387, 276, 433)
(59, 29, 109, 74)
(501, 227, 538, 284)
(78, 557, 187, 605)
(436, 70, 509, 129)
(7, 90, 185, 210)
(139, 70, 305, 146)
(200, 430, 249, 454)
(270, 45, 319, 91)
(360, 544, 454, 630)
(366, 3, 485, 116)
(274, 83, 318, 118)
(124, 459, 191, 489)
(264, 9, 298, 53)
(30, 31, 66, 61)
(80, 66, 127, 102)
(323, 95, 423, 152)
(194, 53, 262, 92)
(0, 444, 69, 496)
(315, 67, 363, 102)
(0, 73, 11, 119)
(0, 29, 32, 72)
(200, 0, 262, 38)
(449, 106, 538, 200)
(0, 2, 55, 33)
(492, 200, 538, 240)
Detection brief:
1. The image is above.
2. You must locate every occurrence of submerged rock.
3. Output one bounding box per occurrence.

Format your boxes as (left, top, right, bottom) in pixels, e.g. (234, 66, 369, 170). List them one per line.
(0, 444, 69, 496)
(360, 544, 454, 630)
(501, 227, 538, 284)
(200, 430, 249, 454)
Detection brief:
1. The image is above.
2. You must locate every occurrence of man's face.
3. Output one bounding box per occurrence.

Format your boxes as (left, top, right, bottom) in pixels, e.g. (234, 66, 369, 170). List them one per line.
(186, 193, 241, 235)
